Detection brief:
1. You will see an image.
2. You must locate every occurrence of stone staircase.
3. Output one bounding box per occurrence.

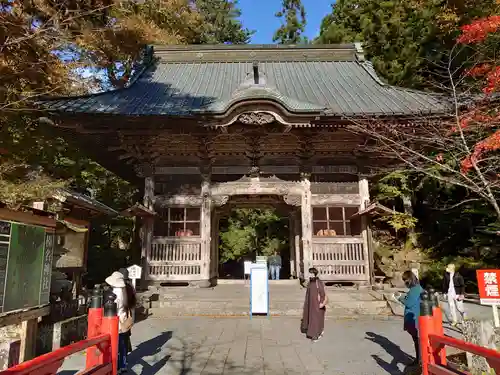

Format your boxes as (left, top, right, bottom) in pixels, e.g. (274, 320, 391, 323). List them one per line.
(137, 283, 391, 318)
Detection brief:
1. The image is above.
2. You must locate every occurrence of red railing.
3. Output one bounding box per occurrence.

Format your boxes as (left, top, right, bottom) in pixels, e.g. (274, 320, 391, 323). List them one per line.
(0, 286, 119, 375)
(420, 291, 500, 375)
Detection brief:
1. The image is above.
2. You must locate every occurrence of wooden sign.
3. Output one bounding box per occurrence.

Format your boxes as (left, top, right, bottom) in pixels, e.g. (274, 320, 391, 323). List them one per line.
(0, 220, 54, 314)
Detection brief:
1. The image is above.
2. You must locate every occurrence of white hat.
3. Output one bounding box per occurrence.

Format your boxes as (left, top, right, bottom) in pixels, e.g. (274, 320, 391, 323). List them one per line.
(105, 271, 126, 288)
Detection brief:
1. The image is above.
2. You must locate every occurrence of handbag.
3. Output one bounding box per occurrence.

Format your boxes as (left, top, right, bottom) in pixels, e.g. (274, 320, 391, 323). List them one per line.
(120, 312, 134, 333)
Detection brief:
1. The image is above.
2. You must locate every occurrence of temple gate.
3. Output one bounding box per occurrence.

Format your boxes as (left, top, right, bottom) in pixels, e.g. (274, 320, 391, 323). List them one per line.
(39, 43, 447, 287)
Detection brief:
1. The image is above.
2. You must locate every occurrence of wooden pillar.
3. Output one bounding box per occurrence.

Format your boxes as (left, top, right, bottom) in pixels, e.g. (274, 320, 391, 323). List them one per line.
(294, 211, 302, 279)
(141, 175, 154, 284)
(19, 318, 37, 362)
(289, 213, 296, 278)
(300, 173, 313, 280)
(358, 176, 372, 285)
(200, 175, 212, 285)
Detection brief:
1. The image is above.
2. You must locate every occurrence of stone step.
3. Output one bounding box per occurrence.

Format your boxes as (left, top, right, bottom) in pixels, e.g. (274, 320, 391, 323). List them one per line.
(146, 299, 389, 317)
(137, 284, 391, 317)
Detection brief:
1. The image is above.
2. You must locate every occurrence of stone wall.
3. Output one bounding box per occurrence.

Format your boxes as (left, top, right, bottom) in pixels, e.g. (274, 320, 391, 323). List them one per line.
(0, 325, 21, 370)
(462, 318, 500, 374)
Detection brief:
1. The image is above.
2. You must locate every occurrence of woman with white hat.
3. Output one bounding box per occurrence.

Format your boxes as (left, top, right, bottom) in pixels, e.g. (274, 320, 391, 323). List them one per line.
(105, 271, 133, 373)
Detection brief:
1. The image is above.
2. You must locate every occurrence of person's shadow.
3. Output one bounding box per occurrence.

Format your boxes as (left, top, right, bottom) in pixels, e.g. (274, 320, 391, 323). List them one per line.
(128, 331, 173, 375)
(365, 331, 415, 375)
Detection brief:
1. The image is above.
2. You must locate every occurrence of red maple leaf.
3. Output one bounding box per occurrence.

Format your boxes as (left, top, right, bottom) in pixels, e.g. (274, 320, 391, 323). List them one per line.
(457, 16, 500, 44)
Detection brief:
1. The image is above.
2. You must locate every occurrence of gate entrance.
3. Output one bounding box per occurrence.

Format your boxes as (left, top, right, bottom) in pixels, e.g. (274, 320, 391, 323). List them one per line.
(215, 195, 297, 280)
(39, 44, 448, 288)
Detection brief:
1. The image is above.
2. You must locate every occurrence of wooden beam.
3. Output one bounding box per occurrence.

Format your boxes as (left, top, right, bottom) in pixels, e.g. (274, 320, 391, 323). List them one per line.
(0, 208, 56, 228)
(0, 305, 50, 329)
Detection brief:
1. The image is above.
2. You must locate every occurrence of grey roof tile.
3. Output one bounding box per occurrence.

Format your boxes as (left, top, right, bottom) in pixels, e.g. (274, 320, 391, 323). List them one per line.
(40, 45, 449, 117)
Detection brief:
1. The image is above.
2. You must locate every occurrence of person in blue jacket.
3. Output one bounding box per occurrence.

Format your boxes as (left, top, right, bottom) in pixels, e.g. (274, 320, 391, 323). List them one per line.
(397, 270, 424, 365)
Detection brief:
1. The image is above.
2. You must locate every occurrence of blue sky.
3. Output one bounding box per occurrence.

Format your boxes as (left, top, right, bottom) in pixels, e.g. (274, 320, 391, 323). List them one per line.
(238, 0, 333, 43)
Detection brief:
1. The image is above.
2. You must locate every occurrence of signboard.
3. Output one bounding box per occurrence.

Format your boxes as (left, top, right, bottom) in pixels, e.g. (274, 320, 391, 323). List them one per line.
(0, 220, 54, 314)
(250, 263, 269, 317)
(477, 269, 500, 305)
(476, 269, 500, 328)
(127, 264, 142, 289)
(255, 256, 267, 265)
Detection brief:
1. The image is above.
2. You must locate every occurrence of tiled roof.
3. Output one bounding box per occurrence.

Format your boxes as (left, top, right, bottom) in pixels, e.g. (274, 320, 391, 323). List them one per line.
(40, 44, 449, 117)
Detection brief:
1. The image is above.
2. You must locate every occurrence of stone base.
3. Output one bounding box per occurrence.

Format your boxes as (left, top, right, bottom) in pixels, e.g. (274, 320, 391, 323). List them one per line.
(188, 279, 212, 288)
(0, 338, 21, 370)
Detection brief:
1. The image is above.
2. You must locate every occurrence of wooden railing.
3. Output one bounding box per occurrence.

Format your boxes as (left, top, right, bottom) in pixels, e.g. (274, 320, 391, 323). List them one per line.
(311, 237, 368, 282)
(148, 237, 202, 281)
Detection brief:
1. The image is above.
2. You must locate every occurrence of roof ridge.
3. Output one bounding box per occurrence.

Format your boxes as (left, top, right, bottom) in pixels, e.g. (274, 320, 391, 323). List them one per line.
(153, 43, 357, 52)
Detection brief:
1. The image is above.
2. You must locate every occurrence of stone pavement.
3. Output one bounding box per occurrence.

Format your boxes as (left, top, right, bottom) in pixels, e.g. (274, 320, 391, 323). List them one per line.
(59, 316, 421, 375)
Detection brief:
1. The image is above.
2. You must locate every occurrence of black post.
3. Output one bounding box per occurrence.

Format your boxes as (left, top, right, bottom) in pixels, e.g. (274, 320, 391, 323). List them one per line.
(104, 291, 117, 317)
(90, 284, 103, 309)
(428, 287, 439, 309)
(420, 290, 432, 316)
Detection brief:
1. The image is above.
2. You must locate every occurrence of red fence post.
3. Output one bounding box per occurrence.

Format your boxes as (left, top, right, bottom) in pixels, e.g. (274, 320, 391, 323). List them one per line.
(85, 284, 104, 369)
(101, 292, 119, 375)
(430, 289, 447, 365)
(419, 291, 434, 375)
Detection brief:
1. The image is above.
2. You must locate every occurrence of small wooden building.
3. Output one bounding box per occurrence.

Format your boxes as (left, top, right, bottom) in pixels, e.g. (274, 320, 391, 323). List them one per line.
(34, 189, 118, 300)
(39, 44, 448, 286)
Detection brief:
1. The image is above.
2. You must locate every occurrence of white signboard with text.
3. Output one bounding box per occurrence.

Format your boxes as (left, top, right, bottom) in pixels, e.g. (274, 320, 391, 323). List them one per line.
(250, 263, 269, 317)
(127, 264, 142, 289)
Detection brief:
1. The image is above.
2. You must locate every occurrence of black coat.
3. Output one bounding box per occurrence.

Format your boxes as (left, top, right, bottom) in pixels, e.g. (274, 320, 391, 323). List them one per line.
(442, 272, 465, 295)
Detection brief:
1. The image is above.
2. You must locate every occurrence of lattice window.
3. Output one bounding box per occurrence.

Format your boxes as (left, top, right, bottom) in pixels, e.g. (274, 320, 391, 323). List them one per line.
(312, 206, 361, 236)
(154, 207, 201, 237)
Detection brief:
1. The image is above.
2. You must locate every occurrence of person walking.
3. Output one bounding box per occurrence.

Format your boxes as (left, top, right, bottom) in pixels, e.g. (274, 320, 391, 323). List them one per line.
(442, 263, 466, 326)
(105, 271, 133, 374)
(118, 268, 137, 354)
(301, 267, 328, 342)
(396, 270, 423, 365)
(268, 251, 282, 280)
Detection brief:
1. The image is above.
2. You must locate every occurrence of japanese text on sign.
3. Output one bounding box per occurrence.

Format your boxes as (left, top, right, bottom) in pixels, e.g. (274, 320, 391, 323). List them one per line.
(477, 269, 500, 305)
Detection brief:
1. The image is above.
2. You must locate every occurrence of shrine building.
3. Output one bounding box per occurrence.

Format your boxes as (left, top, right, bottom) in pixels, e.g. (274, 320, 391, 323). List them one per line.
(39, 44, 448, 287)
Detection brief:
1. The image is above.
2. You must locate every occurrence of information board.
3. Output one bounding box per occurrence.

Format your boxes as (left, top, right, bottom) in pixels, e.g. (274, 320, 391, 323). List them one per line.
(250, 263, 269, 317)
(0, 220, 54, 314)
(477, 269, 500, 305)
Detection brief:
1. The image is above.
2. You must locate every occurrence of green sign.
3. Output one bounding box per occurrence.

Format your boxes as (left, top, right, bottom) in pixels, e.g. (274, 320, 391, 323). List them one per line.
(0, 220, 54, 314)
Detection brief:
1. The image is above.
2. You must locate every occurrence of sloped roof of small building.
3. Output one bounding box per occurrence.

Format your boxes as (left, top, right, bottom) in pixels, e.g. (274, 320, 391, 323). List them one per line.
(40, 44, 449, 117)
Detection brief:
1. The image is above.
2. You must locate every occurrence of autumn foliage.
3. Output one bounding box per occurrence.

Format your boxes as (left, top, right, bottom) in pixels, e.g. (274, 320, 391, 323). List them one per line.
(456, 15, 500, 181)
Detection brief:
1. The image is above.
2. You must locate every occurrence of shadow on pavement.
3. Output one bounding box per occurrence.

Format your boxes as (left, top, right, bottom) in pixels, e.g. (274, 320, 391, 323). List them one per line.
(365, 331, 414, 375)
(128, 331, 173, 375)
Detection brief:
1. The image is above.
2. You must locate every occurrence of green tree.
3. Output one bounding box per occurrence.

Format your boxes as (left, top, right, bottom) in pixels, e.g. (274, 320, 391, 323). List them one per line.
(194, 0, 254, 44)
(219, 208, 288, 263)
(316, 0, 498, 88)
(273, 0, 307, 44)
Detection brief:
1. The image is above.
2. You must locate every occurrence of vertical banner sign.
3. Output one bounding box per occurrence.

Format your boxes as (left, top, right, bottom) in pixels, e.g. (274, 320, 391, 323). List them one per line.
(40, 232, 55, 305)
(250, 263, 269, 317)
(476, 269, 500, 327)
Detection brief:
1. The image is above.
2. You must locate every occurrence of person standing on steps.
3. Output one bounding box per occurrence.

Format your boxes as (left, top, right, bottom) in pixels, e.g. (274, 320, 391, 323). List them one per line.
(442, 263, 466, 326)
(268, 251, 282, 280)
(301, 267, 327, 342)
